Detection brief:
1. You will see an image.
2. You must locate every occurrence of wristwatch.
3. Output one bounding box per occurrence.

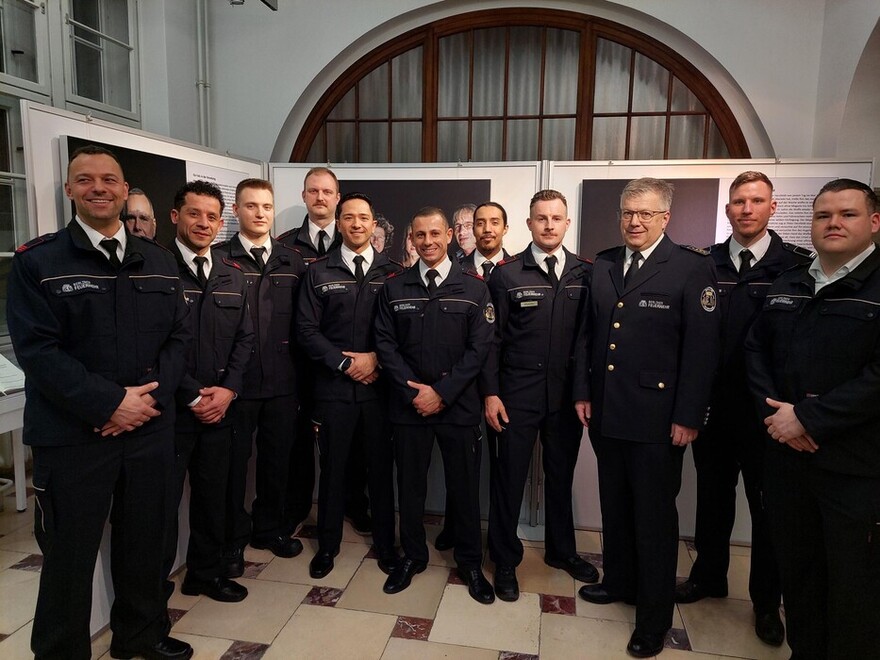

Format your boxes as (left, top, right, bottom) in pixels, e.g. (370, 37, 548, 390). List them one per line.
(340, 356, 354, 372)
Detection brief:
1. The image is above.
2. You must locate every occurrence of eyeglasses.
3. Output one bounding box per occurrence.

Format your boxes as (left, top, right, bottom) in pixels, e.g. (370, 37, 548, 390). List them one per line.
(124, 213, 155, 224)
(618, 209, 667, 222)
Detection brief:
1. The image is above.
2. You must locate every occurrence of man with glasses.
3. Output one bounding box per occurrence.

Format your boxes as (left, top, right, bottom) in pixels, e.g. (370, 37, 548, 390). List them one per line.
(123, 187, 157, 239)
(454, 203, 477, 260)
(575, 177, 720, 658)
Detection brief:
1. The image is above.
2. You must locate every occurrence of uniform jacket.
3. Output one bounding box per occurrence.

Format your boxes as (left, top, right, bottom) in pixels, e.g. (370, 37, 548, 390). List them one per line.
(483, 246, 591, 419)
(707, 230, 811, 427)
(576, 234, 721, 442)
(214, 235, 306, 399)
(8, 220, 191, 445)
(460, 249, 511, 277)
(277, 216, 342, 263)
(171, 243, 254, 430)
(374, 263, 494, 426)
(744, 247, 880, 477)
(296, 249, 402, 403)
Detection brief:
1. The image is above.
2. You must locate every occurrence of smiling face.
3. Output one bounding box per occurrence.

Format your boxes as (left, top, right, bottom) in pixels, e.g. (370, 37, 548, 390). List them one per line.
(527, 198, 570, 253)
(812, 188, 880, 271)
(171, 192, 224, 255)
(337, 197, 376, 252)
(726, 180, 775, 246)
(234, 186, 275, 244)
(454, 207, 476, 255)
(65, 153, 129, 232)
(619, 191, 669, 251)
(411, 213, 452, 268)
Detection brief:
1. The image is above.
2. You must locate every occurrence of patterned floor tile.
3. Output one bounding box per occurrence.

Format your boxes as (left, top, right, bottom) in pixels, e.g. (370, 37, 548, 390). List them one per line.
(9, 553, 41, 572)
(391, 615, 433, 641)
(220, 640, 270, 659)
(540, 593, 576, 615)
(303, 586, 343, 606)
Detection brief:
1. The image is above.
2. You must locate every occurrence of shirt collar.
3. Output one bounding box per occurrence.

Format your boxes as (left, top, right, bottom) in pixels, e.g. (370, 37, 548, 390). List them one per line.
(809, 243, 877, 293)
(419, 256, 452, 287)
(175, 238, 212, 279)
(530, 243, 565, 273)
(626, 233, 663, 265)
(341, 243, 374, 274)
(75, 216, 127, 256)
(308, 219, 336, 248)
(237, 233, 272, 260)
(729, 230, 771, 266)
(473, 249, 504, 270)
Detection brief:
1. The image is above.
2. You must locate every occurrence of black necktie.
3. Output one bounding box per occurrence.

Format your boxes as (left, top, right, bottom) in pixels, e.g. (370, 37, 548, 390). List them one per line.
(193, 256, 209, 289)
(624, 252, 642, 286)
(738, 249, 753, 278)
(317, 230, 328, 257)
(482, 261, 494, 280)
(426, 268, 439, 295)
(545, 255, 559, 289)
(250, 246, 266, 272)
(353, 254, 365, 285)
(100, 238, 121, 269)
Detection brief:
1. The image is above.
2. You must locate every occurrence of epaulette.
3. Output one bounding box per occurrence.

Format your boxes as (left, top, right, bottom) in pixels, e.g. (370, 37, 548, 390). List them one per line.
(146, 239, 175, 255)
(274, 241, 299, 253)
(15, 232, 57, 253)
(596, 246, 620, 257)
(463, 269, 485, 281)
(681, 244, 710, 256)
(386, 257, 404, 269)
(222, 256, 242, 270)
(310, 254, 330, 264)
(276, 227, 297, 241)
(386, 269, 405, 279)
(576, 255, 593, 264)
(213, 238, 231, 249)
(782, 242, 815, 259)
(496, 254, 519, 267)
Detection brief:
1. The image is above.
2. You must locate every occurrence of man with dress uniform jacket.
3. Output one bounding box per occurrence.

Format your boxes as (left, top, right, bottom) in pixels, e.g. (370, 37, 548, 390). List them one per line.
(374, 207, 496, 604)
(8, 145, 194, 660)
(216, 179, 307, 576)
(278, 167, 373, 537)
(296, 193, 402, 579)
(676, 171, 811, 646)
(745, 178, 880, 659)
(164, 180, 254, 605)
(483, 190, 598, 603)
(436, 201, 511, 552)
(574, 177, 721, 658)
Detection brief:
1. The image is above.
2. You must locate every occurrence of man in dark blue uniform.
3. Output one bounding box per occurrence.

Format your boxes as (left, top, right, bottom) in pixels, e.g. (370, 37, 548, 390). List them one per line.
(436, 201, 510, 552)
(297, 193, 402, 578)
(484, 190, 596, 602)
(676, 171, 811, 646)
(745, 178, 880, 660)
(278, 167, 372, 537)
(575, 177, 721, 658)
(216, 179, 306, 576)
(165, 180, 254, 604)
(375, 207, 496, 604)
(8, 145, 193, 660)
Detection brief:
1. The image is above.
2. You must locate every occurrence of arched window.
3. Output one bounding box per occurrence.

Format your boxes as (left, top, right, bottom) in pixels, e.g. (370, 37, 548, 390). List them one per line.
(292, 10, 748, 163)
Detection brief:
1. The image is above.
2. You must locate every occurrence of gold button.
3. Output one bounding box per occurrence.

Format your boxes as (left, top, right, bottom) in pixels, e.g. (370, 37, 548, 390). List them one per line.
(609, 343, 616, 350)
(658, 382, 665, 389)
(607, 364, 615, 371)
(613, 322, 620, 329)
(617, 301, 624, 308)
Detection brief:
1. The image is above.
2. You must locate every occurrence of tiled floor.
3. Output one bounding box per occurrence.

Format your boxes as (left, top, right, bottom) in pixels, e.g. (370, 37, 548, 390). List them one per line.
(0, 487, 790, 659)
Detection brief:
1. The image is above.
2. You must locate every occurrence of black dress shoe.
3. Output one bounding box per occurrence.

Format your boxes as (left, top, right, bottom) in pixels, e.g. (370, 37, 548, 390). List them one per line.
(754, 610, 785, 646)
(674, 579, 727, 603)
(250, 535, 304, 558)
(111, 636, 194, 660)
(180, 575, 248, 602)
(383, 558, 426, 594)
(545, 555, 599, 583)
(221, 546, 244, 579)
(627, 630, 665, 658)
(494, 565, 519, 602)
(309, 549, 337, 579)
(346, 511, 373, 535)
(578, 583, 637, 605)
(375, 546, 401, 575)
(434, 528, 455, 551)
(458, 567, 496, 604)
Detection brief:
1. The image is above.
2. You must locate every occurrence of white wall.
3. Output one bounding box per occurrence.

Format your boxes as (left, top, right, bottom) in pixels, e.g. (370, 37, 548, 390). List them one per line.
(138, 0, 879, 165)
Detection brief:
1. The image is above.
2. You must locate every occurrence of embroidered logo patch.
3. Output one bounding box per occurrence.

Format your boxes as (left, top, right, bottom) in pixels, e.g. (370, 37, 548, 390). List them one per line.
(484, 303, 496, 323)
(700, 287, 717, 312)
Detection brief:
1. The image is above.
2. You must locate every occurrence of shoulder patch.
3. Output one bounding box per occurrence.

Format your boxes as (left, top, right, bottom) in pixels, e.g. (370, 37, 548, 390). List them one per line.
(782, 242, 815, 259)
(222, 257, 242, 270)
(681, 244, 710, 256)
(15, 232, 57, 253)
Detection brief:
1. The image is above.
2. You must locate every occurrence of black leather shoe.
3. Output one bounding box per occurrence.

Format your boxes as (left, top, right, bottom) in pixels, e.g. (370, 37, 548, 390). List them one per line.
(346, 511, 373, 535)
(110, 636, 194, 660)
(627, 630, 665, 658)
(375, 546, 401, 575)
(458, 567, 496, 604)
(251, 535, 304, 558)
(221, 547, 244, 579)
(434, 528, 455, 551)
(674, 579, 727, 603)
(493, 565, 519, 602)
(578, 583, 637, 605)
(309, 549, 337, 579)
(755, 610, 785, 646)
(180, 575, 248, 602)
(545, 555, 599, 583)
(383, 558, 426, 594)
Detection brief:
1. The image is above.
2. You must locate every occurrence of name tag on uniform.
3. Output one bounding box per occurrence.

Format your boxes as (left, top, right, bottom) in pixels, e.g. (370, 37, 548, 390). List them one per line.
(512, 288, 545, 307)
(520, 300, 539, 308)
